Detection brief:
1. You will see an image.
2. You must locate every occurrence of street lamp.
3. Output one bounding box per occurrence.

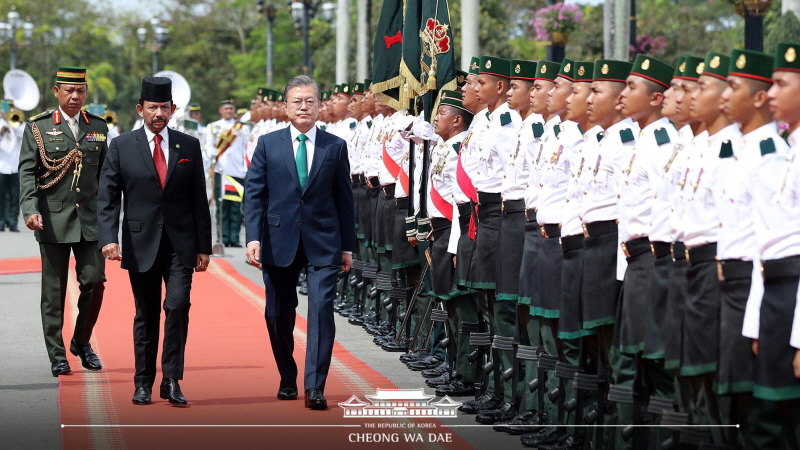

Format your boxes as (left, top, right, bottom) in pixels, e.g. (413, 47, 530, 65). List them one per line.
(288, 0, 335, 77)
(137, 18, 169, 75)
(0, 6, 34, 70)
(257, 1, 278, 87)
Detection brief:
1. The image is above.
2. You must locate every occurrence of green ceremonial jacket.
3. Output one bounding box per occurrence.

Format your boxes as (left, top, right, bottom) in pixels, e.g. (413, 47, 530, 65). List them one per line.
(18, 109, 109, 243)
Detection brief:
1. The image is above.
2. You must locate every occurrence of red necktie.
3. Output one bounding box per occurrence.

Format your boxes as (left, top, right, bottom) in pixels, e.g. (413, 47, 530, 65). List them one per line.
(153, 134, 167, 189)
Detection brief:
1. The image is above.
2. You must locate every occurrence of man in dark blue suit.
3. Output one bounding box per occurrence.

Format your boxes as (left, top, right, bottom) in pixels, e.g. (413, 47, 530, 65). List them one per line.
(244, 75, 355, 410)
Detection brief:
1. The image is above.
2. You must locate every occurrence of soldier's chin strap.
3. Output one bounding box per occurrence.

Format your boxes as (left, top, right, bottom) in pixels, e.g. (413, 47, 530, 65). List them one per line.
(30, 121, 83, 190)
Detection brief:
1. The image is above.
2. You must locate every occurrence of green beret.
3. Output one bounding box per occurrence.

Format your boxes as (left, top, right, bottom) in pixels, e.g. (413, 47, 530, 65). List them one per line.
(257, 87, 267, 97)
(340, 84, 353, 96)
(479, 56, 510, 79)
(574, 61, 594, 83)
(321, 90, 330, 101)
(676, 56, 704, 82)
(511, 60, 537, 81)
(699, 51, 730, 81)
(220, 99, 235, 106)
(56, 66, 88, 84)
(353, 83, 365, 95)
(593, 59, 632, 83)
(774, 42, 800, 74)
(535, 60, 561, 81)
(332, 84, 341, 95)
(364, 78, 373, 89)
(558, 58, 576, 82)
(630, 54, 674, 88)
(439, 90, 471, 114)
(729, 49, 774, 83)
(468, 57, 480, 75)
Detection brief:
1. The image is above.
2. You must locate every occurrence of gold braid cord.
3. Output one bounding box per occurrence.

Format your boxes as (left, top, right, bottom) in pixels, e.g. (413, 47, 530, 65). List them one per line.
(30, 122, 83, 190)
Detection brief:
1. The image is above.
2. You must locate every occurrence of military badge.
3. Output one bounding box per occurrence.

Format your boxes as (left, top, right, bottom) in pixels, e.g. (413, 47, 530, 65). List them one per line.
(601, 64, 609, 75)
(515, 64, 521, 74)
(641, 59, 650, 70)
(540, 65, 547, 74)
(485, 60, 492, 69)
(787, 47, 797, 63)
(736, 54, 746, 69)
(696, 62, 704, 74)
(578, 66, 585, 76)
(563, 63, 571, 73)
(45, 129, 64, 136)
(679, 62, 686, 73)
(710, 56, 721, 69)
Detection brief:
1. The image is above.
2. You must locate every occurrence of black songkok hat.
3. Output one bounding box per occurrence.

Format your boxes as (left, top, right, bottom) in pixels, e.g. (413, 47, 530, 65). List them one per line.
(140, 77, 172, 103)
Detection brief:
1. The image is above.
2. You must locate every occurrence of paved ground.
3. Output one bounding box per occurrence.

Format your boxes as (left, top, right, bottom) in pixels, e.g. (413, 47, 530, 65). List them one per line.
(0, 226, 523, 450)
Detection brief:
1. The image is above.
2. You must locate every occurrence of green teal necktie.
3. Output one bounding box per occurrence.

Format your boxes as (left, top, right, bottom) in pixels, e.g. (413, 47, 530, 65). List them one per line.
(296, 133, 309, 189)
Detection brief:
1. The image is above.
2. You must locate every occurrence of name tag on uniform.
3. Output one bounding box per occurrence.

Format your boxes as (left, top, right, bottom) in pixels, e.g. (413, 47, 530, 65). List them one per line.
(48, 138, 64, 142)
(86, 131, 106, 142)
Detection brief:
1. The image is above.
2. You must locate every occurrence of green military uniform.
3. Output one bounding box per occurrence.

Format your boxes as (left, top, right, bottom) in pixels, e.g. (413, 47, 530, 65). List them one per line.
(18, 67, 107, 368)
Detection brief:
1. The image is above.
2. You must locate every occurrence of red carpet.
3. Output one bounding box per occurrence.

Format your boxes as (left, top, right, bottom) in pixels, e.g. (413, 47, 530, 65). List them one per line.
(0, 256, 41, 275)
(58, 258, 473, 450)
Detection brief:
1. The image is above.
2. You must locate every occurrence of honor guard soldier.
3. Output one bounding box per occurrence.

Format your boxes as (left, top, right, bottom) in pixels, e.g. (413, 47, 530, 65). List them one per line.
(728, 48, 794, 448)
(207, 99, 249, 247)
(424, 90, 479, 398)
(18, 67, 107, 376)
(746, 41, 800, 449)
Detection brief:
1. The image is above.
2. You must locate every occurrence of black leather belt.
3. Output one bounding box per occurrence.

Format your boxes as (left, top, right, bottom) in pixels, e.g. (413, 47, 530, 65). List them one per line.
(671, 242, 686, 261)
(582, 219, 617, 238)
(525, 208, 537, 223)
(718, 259, 753, 282)
(502, 199, 525, 214)
(368, 176, 379, 187)
(476, 191, 502, 204)
(395, 196, 409, 209)
(431, 217, 451, 231)
(650, 241, 671, 259)
(457, 202, 471, 216)
(761, 256, 800, 282)
(621, 236, 651, 259)
(540, 223, 561, 239)
(560, 234, 584, 252)
(381, 184, 395, 197)
(686, 242, 717, 266)
(351, 174, 365, 182)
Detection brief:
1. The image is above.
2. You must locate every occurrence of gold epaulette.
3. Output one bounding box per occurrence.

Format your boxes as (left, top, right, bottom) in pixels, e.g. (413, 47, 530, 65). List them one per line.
(27, 110, 53, 123)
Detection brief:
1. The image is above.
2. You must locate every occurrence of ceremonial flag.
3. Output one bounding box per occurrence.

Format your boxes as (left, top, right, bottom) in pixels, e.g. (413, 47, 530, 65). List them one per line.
(372, 0, 404, 110)
(400, 0, 457, 103)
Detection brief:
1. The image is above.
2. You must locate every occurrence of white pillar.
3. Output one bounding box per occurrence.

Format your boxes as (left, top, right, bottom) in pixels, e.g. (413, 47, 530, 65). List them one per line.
(461, 0, 479, 71)
(336, 0, 350, 83)
(604, 0, 614, 59)
(613, 0, 630, 60)
(785, 0, 800, 19)
(356, 0, 369, 81)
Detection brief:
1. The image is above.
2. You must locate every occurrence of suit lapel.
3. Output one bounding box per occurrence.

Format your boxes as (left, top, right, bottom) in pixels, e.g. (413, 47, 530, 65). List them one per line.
(303, 128, 328, 195)
(279, 127, 301, 191)
(135, 128, 159, 181)
(165, 129, 180, 185)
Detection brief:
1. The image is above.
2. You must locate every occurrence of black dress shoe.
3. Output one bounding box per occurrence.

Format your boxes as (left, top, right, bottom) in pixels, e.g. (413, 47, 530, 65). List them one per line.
(277, 384, 298, 400)
(51, 360, 71, 377)
(229, 242, 243, 248)
(435, 379, 476, 397)
(305, 389, 327, 410)
(132, 387, 152, 405)
(70, 340, 102, 371)
(476, 402, 515, 424)
(160, 378, 188, 405)
(459, 391, 501, 414)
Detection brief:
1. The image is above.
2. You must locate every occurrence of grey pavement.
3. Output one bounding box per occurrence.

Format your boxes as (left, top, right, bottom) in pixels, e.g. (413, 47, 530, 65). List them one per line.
(0, 226, 525, 450)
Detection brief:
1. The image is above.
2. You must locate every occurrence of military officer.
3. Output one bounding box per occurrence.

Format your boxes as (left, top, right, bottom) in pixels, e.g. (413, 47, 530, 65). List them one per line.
(18, 67, 107, 376)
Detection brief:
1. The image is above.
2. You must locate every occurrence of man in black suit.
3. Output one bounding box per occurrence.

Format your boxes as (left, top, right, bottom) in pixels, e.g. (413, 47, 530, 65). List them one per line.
(97, 77, 212, 406)
(244, 75, 355, 410)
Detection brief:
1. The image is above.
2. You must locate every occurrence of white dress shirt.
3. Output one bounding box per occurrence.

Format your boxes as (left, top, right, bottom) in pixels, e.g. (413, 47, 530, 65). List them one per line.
(288, 124, 317, 175)
(142, 126, 170, 161)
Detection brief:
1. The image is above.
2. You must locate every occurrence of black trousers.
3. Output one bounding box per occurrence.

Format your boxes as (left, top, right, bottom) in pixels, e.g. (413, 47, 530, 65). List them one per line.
(0, 172, 19, 228)
(129, 232, 193, 388)
(39, 238, 105, 362)
(262, 238, 339, 391)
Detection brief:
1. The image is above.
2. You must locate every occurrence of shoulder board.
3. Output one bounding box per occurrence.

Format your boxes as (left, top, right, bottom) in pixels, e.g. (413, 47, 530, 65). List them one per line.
(84, 111, 104, 121)
(596, 131, 605, 143)
(619, 128, 634, 143)
(452, 142, 462, 154)
(499, 112, 512, 126)
(532, 122, 545, 138)
(654, 128, 671, 146)
(27, 110, 53, 123)
(553, 124, 561, 138)
(760, 138, 776, 156)
(718, 140, 734, 158)
(349, 121, 356, 129)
